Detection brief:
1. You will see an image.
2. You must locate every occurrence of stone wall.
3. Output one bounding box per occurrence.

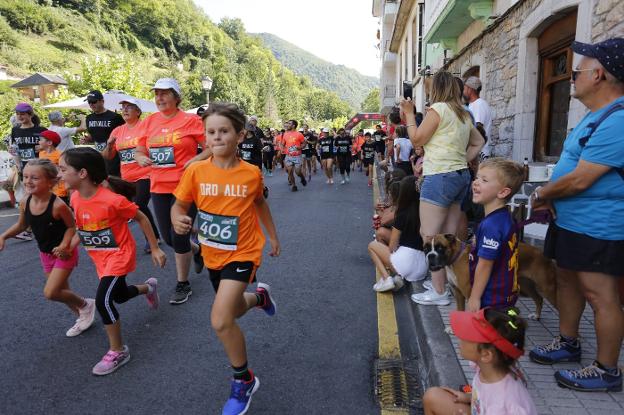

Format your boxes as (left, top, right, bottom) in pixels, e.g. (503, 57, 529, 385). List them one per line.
(443, 0, 538, 158)
(592, 0, 624, 42)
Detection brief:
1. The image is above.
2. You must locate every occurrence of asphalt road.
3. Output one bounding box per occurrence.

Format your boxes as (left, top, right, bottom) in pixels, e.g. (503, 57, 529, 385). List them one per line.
(0, 165, 379, 415)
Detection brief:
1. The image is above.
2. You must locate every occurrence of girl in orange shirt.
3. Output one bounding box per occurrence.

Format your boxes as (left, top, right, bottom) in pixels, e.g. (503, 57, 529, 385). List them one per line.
(171, 103, 279, 415)
(60, 147, 166, 376)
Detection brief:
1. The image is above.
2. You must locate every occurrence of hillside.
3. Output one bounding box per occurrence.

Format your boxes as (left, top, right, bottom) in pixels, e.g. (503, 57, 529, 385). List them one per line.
(0, 0, 353, 137)
(255, 33, 378, 109)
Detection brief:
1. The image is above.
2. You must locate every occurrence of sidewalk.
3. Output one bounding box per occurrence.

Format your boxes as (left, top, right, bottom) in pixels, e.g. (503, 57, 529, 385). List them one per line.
(433, 293, 624, 414)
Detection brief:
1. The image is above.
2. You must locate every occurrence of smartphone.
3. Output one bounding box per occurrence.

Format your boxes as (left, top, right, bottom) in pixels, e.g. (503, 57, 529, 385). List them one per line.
(402, 81, 413, 100)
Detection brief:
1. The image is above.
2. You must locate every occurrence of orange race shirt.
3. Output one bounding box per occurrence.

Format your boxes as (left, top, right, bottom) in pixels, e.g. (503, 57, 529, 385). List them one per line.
(283, 131, 305, 157)
(137, 111, 205, 193)
(110, 122, 151, 183)
(174, 158, 265, 270)
(275, 134, 285, 154)
(39, 149, 67, 197)
(71, 187, 139, 278)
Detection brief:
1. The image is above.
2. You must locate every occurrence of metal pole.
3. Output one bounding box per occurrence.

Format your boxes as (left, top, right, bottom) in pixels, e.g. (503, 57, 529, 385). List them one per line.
(205, 91, 210, 105)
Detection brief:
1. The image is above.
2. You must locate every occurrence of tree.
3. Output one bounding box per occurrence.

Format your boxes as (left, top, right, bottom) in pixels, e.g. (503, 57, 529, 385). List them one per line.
(360, 88, 380, 112)
(218, 17, 245, 41)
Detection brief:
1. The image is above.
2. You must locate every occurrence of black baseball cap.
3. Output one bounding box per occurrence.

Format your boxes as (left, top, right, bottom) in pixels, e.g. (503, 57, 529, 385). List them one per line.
(85, 90, 104, 102)
(571, 38, 624, 82)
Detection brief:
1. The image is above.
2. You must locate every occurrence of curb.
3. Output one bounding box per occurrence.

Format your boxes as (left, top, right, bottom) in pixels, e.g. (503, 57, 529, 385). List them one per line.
(395, 282, 466, 391)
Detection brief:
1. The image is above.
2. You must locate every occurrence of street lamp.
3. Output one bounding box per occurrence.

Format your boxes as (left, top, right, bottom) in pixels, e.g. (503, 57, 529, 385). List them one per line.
(201, 76, 213, 105)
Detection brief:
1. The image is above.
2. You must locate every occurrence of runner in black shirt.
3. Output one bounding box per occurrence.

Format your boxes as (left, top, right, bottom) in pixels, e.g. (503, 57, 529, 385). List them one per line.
(373, 124, 387, 162)
(239, 127, 263, 170)
(84, 90, 125, 176)
(334, 128, 352, 185)
(261, 134, 275, 176)
(319, 128, 335, 184)
(361, 132, 376, 187)
(12, 102, 46, 171)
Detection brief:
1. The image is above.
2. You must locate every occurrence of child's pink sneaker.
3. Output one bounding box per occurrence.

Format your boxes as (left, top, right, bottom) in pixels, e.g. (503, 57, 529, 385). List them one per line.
(92, 345, 130, 376)
(145, 278, 159, 310)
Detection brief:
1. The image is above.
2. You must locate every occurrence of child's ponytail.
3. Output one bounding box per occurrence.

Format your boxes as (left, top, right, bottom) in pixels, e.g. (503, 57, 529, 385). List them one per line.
(480, 307, 528, 371)
(105, 176, 136, 202)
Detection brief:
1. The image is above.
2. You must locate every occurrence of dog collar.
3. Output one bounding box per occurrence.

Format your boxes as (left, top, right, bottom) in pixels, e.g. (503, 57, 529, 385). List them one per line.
(448, 241, 467, 265)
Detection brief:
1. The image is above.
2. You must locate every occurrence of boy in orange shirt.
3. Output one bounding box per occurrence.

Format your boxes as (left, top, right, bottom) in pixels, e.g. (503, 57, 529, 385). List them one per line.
(172, 102, 279, 415)
(38, 130, 68, 203)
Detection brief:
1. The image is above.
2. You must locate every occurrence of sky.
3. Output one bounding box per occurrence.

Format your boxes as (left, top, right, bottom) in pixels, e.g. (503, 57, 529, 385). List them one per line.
(194, 0, 380, 78)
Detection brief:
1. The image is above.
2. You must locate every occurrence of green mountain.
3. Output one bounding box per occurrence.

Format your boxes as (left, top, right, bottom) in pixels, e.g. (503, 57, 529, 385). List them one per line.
(0, 1, 353, 138)
(255, 33, 378, 109)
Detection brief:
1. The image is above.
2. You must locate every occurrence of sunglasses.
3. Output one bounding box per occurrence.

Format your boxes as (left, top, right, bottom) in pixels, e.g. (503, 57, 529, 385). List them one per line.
(571, 68, 596, 81)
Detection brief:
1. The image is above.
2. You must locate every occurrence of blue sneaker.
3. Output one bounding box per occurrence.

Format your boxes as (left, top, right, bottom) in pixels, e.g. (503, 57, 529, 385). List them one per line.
(555, 361, 622, 392)
(529, 336, 581, 364)
(256, 283, 277, 316)
(222, 376, 260, 415)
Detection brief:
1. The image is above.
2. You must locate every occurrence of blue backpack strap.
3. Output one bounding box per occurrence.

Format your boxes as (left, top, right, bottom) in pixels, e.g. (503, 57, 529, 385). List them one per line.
(578, 102, 624, 180)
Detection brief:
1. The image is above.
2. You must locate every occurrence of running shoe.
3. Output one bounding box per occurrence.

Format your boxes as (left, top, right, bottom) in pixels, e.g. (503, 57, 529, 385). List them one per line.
(291, 185, 298, 192)
(411, 288, 451, 305)
(14, 231, 33, 241)
(268, 171, 273, 177)
(555, 361, 622, 392)
(329, 179, 334, 184)
(422, 280, 450, 292)
(326, 179, 330, 184)
(145, 278, 159, 310)
(529, 335, 582, 364)
(66, 298, 96, 337)
(256, 283, 277, 316)
(169, 282, 192, 305)
(345, 175, 350, 183)
(301, 176, 307, 186)
(222, 376, 260, 415)
(191, 237, 204, 274)
(373, 277, 395, 292)
(92, 345, 131, 376)
(340, 180, 346, 185)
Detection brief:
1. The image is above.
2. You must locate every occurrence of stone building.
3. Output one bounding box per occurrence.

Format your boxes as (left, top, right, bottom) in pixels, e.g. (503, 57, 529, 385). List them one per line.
(373, 0, 624, 162)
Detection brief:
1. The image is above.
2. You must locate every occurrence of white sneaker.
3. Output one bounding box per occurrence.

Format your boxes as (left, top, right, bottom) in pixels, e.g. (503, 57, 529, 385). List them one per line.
(340, 180, 346, 185)
(345, 175, 350, 183)
(66, 299, 95, 337)
(411, 288, 451, 306)
(423, 280, 449, 292)
(392, 275, 404, 291)
(373, 277, 395, 292)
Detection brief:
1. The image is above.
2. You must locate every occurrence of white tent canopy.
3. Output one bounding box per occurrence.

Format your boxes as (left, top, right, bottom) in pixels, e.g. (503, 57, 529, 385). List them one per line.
(44, 90, 158, 113)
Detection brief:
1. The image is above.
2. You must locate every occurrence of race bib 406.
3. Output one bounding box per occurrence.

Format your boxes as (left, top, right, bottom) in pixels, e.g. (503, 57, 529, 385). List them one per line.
(197, 210, 239, 251)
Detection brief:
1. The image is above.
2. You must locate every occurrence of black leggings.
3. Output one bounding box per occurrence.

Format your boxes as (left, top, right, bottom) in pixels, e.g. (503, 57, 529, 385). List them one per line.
(337, 154, 351, 175)
(263, 152, 274, 171)
(96, 276, 140, 325)
(135, 179, 160, 240)
(151, 192, 197, 254)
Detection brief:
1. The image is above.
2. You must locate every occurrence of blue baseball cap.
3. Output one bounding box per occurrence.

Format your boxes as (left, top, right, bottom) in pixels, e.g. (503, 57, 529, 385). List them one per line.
(571, 38, 624, 82)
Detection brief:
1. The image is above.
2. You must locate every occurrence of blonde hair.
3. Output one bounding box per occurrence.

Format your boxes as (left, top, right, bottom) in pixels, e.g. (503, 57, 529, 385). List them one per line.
(25, 159, 59, 183)
(430, 71, 471, 124)
(479, 158, 524, 200)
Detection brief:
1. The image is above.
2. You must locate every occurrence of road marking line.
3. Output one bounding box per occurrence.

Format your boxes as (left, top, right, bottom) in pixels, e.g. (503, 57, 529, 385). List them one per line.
(373, 167, 408, 414)
(0, 212, 19, 218)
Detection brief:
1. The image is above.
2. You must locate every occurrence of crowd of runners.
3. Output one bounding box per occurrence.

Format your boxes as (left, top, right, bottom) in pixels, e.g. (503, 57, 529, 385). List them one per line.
(0, 76, 406, 415)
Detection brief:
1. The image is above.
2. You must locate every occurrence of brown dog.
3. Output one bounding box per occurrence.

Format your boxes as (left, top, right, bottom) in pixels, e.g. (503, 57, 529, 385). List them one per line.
(423, 234, 557, 319)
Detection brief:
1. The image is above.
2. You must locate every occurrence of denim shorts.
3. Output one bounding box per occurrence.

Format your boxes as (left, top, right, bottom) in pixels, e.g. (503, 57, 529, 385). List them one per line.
(420, 168, 471, 208)
(285, 155, 302, 167)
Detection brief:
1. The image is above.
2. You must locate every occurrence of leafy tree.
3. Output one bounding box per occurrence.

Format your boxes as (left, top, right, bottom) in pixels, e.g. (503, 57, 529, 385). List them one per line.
(360, 88, 380, 112)
(218, 17, 245, 41)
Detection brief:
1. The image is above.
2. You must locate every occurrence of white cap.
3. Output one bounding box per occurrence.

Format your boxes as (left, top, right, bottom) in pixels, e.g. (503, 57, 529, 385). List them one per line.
(119, 97, 141, 108)
(249, 115, 258, 121)
(152, 78, 181, 95)
(322, 128, 329, 132)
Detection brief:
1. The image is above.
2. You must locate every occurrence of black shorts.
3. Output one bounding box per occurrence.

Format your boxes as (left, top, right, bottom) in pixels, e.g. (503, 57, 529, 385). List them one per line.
(375, 142, 385, 154)
(208, 261, 258, 287)
(302, 149, 313, 159)
(363, 158, 374, 167)
(321, 154, 333, 160)
(544, 224, 624, 276)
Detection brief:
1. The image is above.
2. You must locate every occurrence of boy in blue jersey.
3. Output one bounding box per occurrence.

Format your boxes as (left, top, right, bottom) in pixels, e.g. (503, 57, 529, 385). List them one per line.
(468, 158, 525, 312)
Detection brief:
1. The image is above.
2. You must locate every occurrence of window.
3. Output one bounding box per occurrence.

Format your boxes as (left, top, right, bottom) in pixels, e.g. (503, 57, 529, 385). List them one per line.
(418, 3, 424, 73)
(535, 10, 577, 161)
(412, 17, 417, 77)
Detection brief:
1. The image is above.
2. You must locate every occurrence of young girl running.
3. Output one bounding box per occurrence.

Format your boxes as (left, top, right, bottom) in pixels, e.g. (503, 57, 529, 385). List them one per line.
(0, 159, 95, 337)
(59, 147, 166, 375)
(423, 308, 537, 415)
(171, 102, 279, 415)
